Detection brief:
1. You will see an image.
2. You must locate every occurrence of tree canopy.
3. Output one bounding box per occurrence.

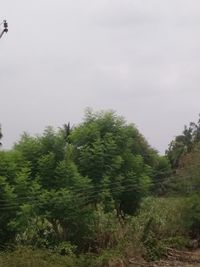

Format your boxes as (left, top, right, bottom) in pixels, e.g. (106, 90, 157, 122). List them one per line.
(0, 110, 164, 250)
(1, 109, 199, 259)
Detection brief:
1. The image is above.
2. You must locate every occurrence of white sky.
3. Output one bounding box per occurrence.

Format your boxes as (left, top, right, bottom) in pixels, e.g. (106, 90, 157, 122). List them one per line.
(1, 0, 200, 154)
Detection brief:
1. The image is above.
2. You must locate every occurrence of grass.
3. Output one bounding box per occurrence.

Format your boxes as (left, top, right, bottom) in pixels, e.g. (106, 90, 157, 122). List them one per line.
(0, 247, 75, 267)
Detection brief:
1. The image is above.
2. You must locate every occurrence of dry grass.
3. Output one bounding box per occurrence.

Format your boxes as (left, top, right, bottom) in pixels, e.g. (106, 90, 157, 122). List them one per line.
(0, 247, 75, 267)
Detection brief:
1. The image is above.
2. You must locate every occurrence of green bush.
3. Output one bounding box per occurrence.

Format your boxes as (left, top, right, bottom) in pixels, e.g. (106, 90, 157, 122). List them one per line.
(183, 194, 200, 239)
(130, 197, 188, 260)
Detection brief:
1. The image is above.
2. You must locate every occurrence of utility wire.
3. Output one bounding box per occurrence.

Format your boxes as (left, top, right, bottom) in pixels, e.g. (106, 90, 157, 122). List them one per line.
(0, 177, 171, 209)
(0, 175, 195, 208)
(0, 171, 197, 206)
(0, 179, 198, 211)
(0, 184, 142, 210)
(0, 175, 174, 204)
(0, 181, 144, 207)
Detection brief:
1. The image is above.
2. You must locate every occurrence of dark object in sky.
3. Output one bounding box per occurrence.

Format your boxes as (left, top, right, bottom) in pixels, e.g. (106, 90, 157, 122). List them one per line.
(0, 20, 8, 39)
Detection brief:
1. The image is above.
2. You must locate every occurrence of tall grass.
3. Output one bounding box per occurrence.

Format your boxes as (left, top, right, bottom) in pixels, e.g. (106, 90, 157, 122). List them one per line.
(0, 247, 75, 267)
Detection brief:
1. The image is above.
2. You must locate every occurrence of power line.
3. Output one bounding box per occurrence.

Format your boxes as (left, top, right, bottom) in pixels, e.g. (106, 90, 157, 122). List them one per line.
(0, 183, 141, 209)
(0, 175, 172, 204)
(0, 179, 198, 211)
(0, 179, 162, 210)
(0, 174, 196, 207)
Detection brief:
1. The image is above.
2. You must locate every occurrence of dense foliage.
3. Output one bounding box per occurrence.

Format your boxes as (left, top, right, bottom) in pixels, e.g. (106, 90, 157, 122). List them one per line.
(0, 110, 161, 250)
(0, 110, 199, 266)
(166, 114, 200, 168)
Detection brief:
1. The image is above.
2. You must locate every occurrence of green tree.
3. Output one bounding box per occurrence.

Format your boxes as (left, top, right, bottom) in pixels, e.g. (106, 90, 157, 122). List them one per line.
(166, 114, 200, 168)
(12, 125, 94, 250)
(169, 142, 200, 195)
(167, 141, 200, 240)
(70, 109, 157, 215)
(0, 176, 16, 245)
(152, 156, 172, 195)
(0, 109, 172, 252)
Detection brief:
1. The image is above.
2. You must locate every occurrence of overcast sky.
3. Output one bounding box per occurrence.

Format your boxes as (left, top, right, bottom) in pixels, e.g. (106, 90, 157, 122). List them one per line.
(1, 0, 200, 154)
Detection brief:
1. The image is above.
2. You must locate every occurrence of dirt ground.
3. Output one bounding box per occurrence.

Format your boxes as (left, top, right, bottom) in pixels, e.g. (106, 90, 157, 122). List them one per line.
(129, 249, 200, 267)
(153, 262, 200, 267)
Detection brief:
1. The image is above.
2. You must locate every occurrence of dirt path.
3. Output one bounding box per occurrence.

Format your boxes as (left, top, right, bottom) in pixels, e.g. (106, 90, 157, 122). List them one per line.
(129, 249, 200, 267)
(129, 261, 200, 267)
(153, 262, 200, 267)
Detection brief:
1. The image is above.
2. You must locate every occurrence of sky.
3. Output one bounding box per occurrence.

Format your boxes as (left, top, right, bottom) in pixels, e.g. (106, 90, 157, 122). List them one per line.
(1, 0, 200, 154)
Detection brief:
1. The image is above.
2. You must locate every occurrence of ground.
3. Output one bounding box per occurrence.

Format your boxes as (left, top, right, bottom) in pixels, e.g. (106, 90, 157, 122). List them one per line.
(129, 249, 200, 267)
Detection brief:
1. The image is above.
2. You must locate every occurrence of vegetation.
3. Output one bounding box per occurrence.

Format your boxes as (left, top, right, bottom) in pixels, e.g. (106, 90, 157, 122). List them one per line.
(166, 114, 200, 168)
(0, 110, 199, 266)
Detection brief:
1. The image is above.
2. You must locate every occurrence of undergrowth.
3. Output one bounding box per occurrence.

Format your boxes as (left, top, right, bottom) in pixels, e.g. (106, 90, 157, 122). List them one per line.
(0, 197, 194, 266)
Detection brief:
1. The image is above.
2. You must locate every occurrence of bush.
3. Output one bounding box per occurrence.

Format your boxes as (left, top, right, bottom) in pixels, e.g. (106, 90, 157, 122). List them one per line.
(184, 194, 200, 239)
(130, 197, 188, 260)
